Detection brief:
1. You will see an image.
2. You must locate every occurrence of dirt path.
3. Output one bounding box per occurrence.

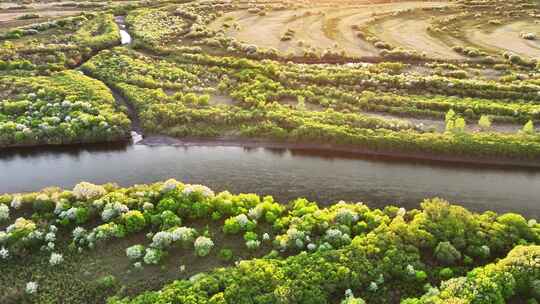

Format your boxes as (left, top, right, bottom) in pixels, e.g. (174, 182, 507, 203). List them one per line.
(466, 21, 540, 59)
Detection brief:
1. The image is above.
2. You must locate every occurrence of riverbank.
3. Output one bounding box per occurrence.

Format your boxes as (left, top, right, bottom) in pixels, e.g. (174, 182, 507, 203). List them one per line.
(2, 133, 540, 169)
(139, 135, 540, 169)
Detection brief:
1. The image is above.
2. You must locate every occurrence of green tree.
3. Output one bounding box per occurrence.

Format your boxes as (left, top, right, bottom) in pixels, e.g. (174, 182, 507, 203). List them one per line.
(445, 109, 456, 123)
(522, 120, 535, 135)
(454, 117, 466, 133)
(478, 115, 491, 131)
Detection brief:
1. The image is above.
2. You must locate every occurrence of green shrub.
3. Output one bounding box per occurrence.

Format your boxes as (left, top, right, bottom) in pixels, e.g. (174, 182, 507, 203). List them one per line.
(434, 241, 461, 265)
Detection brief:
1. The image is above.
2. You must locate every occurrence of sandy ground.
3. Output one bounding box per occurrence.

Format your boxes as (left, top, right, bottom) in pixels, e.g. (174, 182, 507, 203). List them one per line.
(209, 1, 451, 57)
(0, 9, 81, 32)
(467, 21, 540, 59)
(371, 16, 464, 59)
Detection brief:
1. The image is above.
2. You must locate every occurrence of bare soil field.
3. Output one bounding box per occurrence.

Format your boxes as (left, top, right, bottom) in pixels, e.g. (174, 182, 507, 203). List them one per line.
(466, 21, 540, 59)
(0, 10, 79, 22)
(371, 15, 463, 59)
(209, 1, 451, 57)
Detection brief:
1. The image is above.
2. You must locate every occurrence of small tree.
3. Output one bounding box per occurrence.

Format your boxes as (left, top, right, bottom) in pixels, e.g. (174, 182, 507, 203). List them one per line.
(454, 117, 466, 133)
(445, 109, 456, 123)
(445, 119, 455, 133)
(522, 120, 535, 135)
(478, 115, 491, 131)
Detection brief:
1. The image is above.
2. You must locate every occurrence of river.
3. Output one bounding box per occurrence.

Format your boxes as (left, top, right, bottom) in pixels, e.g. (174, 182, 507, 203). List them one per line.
(1, 142, 539, 218)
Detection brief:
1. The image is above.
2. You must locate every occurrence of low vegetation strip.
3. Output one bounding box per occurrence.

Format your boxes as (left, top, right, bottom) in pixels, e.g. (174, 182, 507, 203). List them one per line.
(0, 180, 538, 303)
(81, 48, 540, 164)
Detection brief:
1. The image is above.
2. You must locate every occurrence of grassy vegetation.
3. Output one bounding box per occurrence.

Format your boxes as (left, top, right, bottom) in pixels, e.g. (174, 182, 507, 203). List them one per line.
(1, 1, 540, 302)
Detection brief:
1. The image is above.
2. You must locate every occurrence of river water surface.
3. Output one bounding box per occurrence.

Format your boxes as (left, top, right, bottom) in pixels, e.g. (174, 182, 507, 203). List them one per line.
(1, 143, 539, 218)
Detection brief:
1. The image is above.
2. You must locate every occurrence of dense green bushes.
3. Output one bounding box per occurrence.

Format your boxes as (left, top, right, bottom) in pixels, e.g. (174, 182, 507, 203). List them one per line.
(403, 245, 540, 303)
(0, 71, 130, 147)
(0, 180, 538, 303)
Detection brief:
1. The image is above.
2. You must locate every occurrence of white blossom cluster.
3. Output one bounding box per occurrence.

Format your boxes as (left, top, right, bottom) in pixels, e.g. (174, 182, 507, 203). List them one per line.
(277, 227, 308, 250)
(161, 179, 180, 193)
(171, 227, 196, 243)
(406, 264, 416, 276)
(151, 231, 173, 249)
(49, 252, 64, 266)
(143, 202, 154, 211)
(325, 228, 351, 246)
(72, 182, 106, 200)
(0, 204, 9, 222)
(335, 208, 359, 225)
(126, 244, 145, 260)
(101, 202, 129, 222)
(26, 281, 39, 294)
(235, 214, 249, 228)
(246, 239, 261, 250)
(194, 236, 214, 257)
(57, 206, 78, 222)
(248, 206, 263, 220)
(72, 227, 87, 240)
(10, 196, 22, 209)
(182, 184, 215, 198)
(0, 247, 9, 260)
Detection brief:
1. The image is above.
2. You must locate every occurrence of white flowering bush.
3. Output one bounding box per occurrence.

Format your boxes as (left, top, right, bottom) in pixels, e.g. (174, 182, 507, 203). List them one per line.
(324, 228, 351, 247)
(26, 281, 39, 294)
(73, 182, 106, 200)
(151, 231, 173, 249)
(72, 226, 87, 241)
(248, 206, 263, 220)
(275, 227, 308, 250)
(161, 179, 180, 193)
(335, 207, 359, 225)
(10, 195, 22, 209)
(223, 214, 256, 234)
(126, 244, 145, 261)
(0, 204, 9, 222)
(0, 247, 9, 260)
(246, 239, 261, 250)
(49, 252, 64, 266)
(182, 184, 215, 198)
(194, 236, 214, 257)
(143, 247, 164, 264)
(171, 227, 197, 244)
(101, 202, 129, 222)
(341, 289, 366, 304)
